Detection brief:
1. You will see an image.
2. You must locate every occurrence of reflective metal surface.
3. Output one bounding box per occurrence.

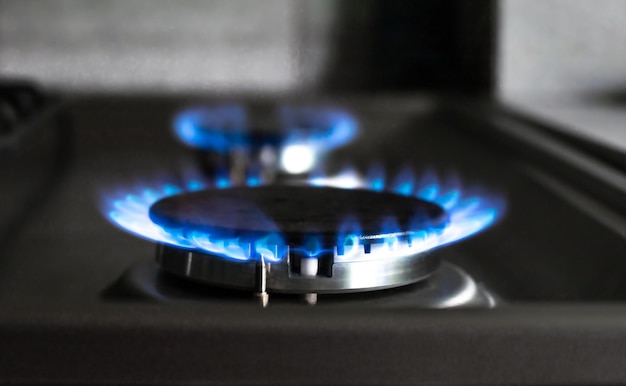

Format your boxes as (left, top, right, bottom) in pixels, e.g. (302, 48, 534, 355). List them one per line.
(156, 243, 440, 294)
(118, 259, 494, 308)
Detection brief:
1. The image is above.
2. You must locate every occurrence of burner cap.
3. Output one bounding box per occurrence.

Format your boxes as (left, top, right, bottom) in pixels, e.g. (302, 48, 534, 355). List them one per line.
(149, 186, 448, 249)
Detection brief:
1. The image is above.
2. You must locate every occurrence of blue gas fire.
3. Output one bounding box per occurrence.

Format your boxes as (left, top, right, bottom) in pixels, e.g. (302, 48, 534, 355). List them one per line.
(173, 105, 248, 152)
(103, 165, 503, 263)
(173, 105, 358, 174)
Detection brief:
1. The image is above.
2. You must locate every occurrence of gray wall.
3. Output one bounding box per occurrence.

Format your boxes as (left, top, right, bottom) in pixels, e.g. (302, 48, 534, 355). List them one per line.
(0, 0, 334, 93)
(499, 0, 626, 153)
(499, 0, 626, 101)
(1, 0, 625, 99)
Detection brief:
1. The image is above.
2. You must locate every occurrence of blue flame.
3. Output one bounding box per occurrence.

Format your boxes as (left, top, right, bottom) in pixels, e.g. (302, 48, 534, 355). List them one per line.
(215, 168, 231, 189)
(102, 175, 284, 263)
(391, 167, 415, 196)
(279, 107, 358, 151)
(366, 163, 385, 192)
(103, 164, 503, 264)
(173, 105, 358, 174)
(309, 165, 504, 261)
(173, 105, 247, 153)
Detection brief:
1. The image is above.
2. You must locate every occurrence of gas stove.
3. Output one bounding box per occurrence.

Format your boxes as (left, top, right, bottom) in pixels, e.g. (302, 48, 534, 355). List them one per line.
(3, 91, 626, 385)
(98, 102, 504, 309)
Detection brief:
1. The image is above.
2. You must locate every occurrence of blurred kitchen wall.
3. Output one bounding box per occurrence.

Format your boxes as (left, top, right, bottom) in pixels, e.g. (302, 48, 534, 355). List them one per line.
(0, 0, 335, 93)
(499, 0, 626, 153)
(499, 0, 626, 101)
(0, 0, 624, 98)
(0, 0, 493, 94)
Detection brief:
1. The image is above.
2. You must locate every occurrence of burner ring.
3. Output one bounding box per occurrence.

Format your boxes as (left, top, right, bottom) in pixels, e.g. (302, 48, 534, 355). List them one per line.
(150, 186, 447, 294)
(156, 243, 440, 294)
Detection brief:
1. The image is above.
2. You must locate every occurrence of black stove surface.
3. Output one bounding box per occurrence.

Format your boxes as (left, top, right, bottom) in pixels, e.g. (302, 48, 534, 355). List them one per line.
(3, 94, 626, 385)
(3, 94, 625, 303)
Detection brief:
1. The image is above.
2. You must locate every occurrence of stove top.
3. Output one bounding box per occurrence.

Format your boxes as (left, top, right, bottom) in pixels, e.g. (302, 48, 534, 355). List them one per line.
(3, 93, 626, 385)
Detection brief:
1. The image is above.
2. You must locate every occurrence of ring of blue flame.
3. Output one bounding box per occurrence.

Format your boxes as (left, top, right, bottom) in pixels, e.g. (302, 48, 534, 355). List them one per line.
(173, 106, 358, 174)
(103, 165, 504, 263)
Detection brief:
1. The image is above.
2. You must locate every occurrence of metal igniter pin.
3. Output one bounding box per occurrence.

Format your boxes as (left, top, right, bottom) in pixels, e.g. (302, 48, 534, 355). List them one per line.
(255, 257, 269, 308)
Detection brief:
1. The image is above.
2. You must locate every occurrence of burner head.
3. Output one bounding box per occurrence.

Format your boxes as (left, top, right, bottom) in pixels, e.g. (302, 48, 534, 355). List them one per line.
(149, 186, 448, 252)
(173, 105, 358, 178)
(149, 186, 447, 295)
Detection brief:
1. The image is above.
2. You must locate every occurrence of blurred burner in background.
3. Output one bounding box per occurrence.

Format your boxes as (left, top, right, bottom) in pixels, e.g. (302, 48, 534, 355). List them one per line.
(172, 103, 358, 184)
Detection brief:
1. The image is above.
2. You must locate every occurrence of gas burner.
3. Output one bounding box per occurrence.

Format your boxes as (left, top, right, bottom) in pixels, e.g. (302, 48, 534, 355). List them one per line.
(173, 105, 357, 181)
(103, 165, 503, 307)
(151, 186, 447, 304)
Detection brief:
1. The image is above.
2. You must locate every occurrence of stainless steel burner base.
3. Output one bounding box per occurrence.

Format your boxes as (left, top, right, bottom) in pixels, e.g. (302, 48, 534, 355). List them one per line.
(156, 243, 440, 294)
(112, 259, 495, 308)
